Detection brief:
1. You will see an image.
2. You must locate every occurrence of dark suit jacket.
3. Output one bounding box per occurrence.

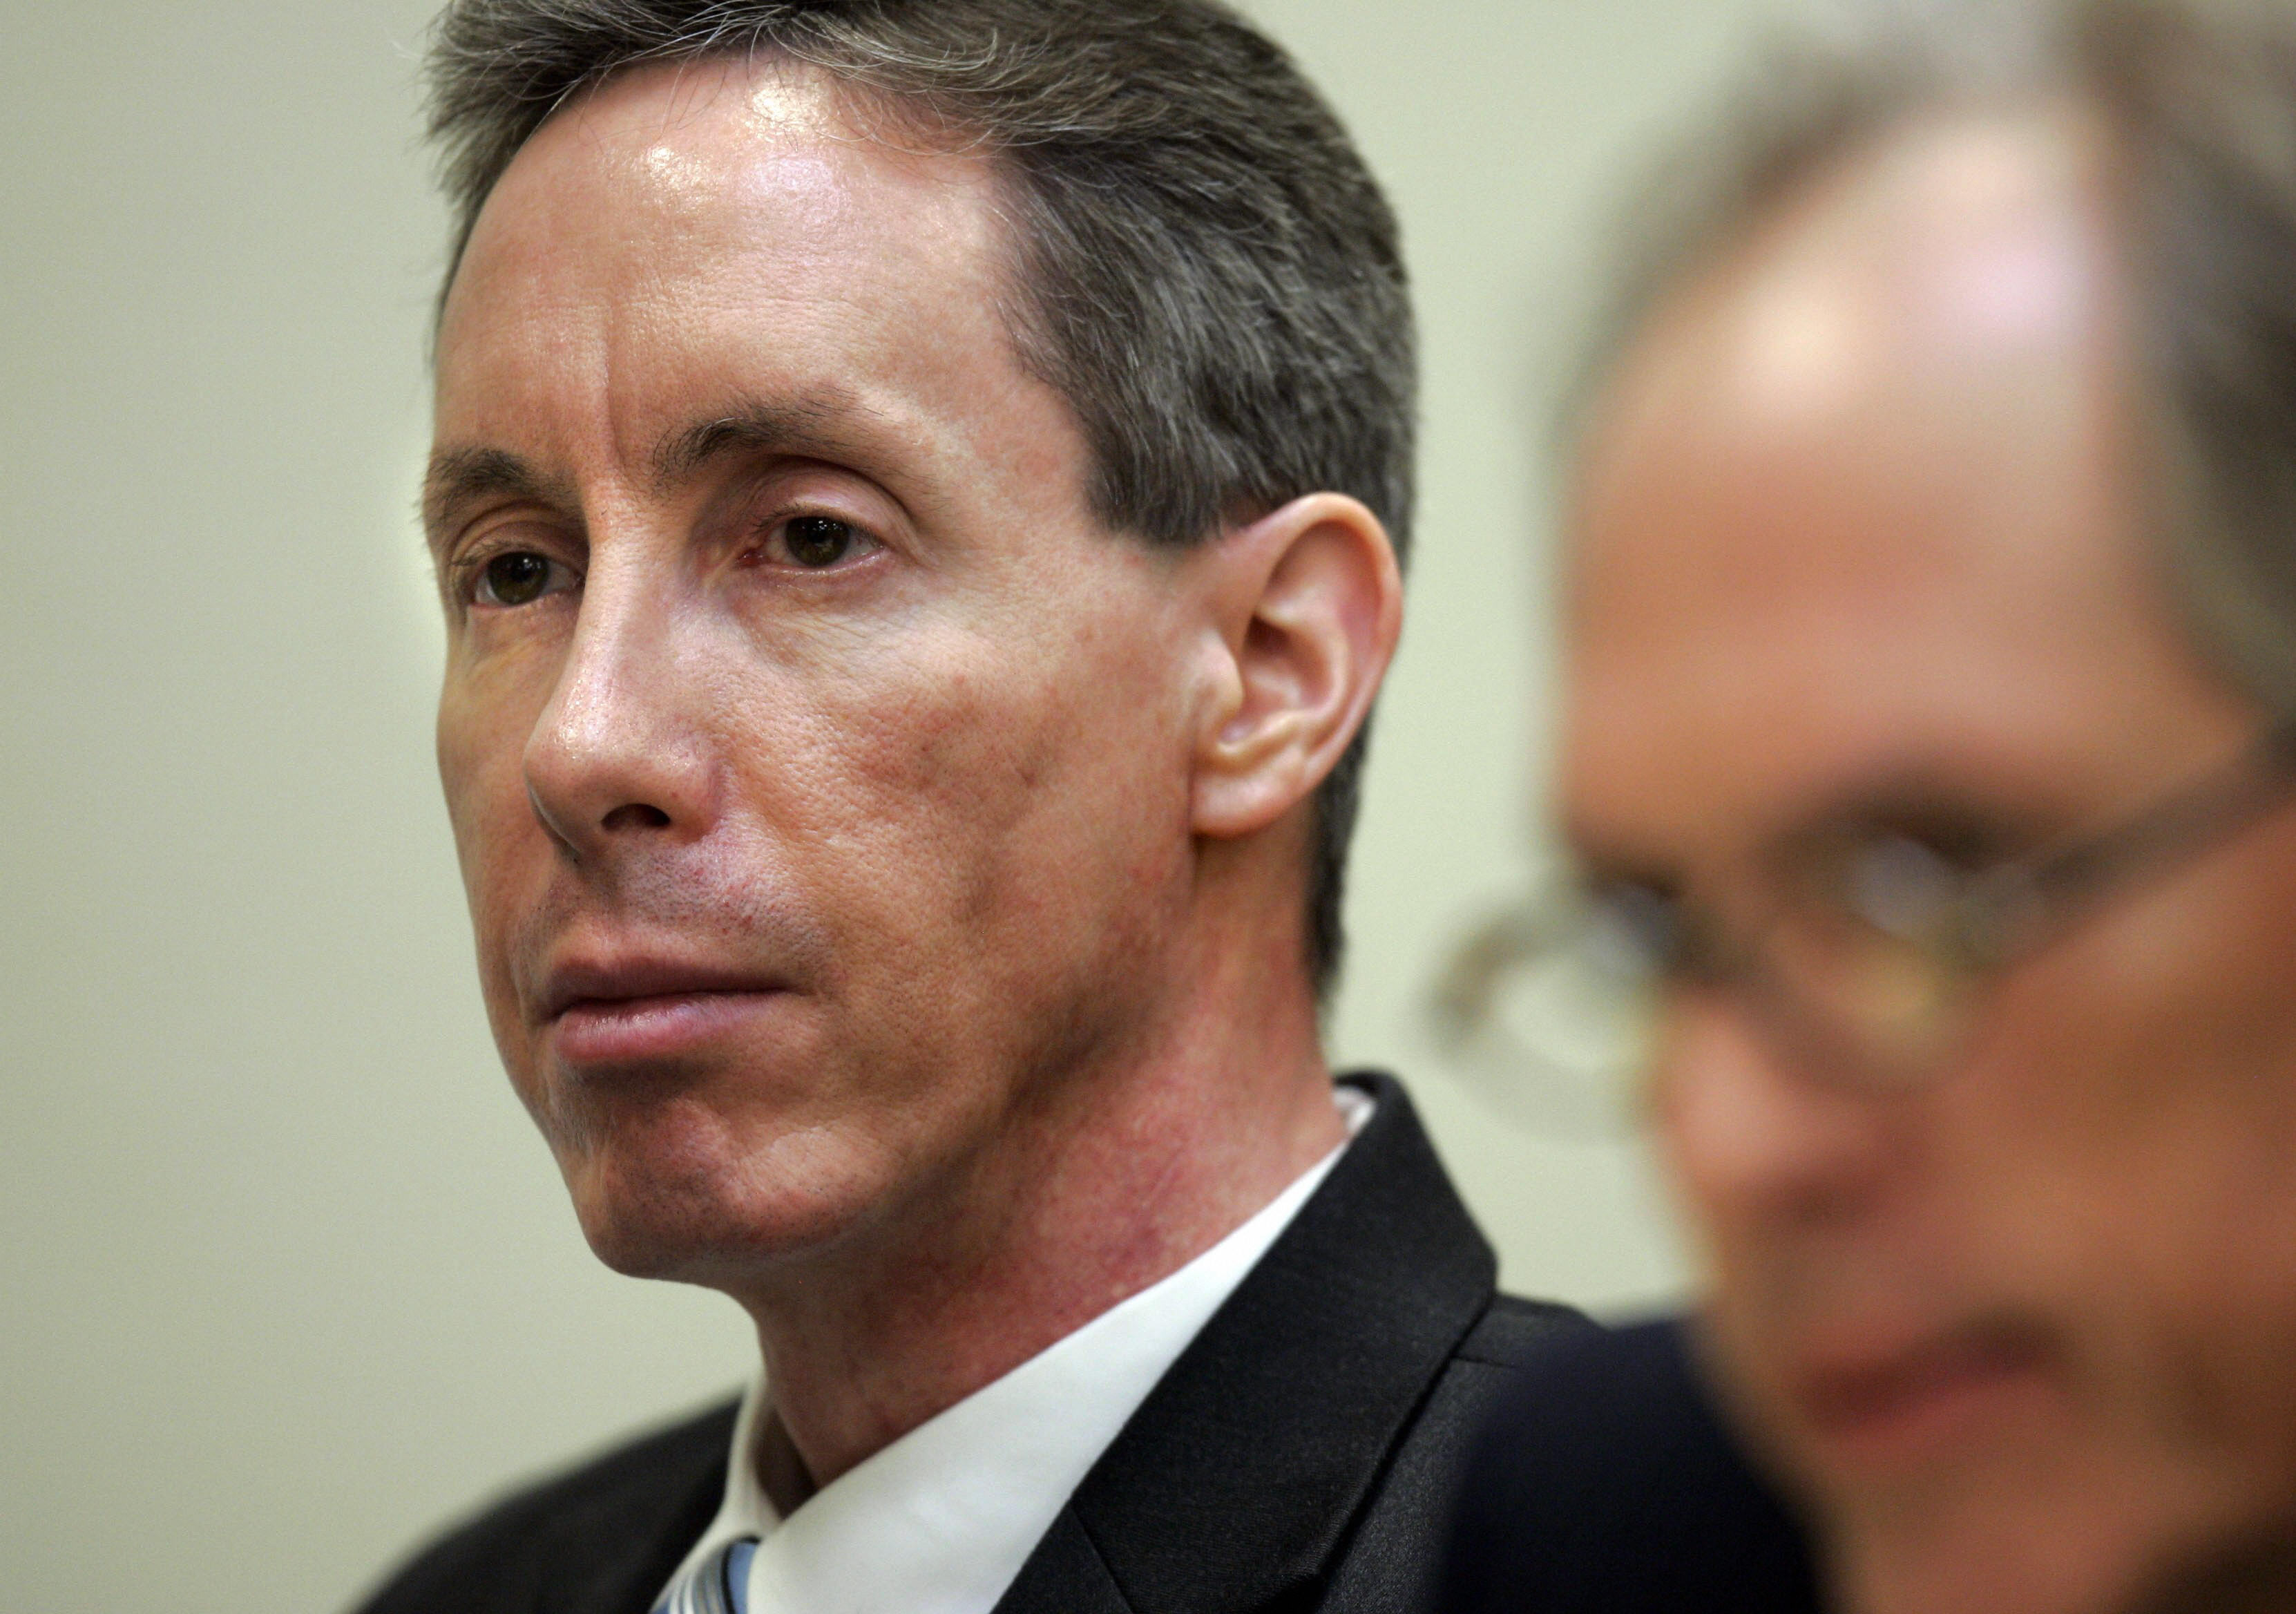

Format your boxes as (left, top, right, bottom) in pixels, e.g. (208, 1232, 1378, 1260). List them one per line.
(353, 1072, 1590, 1614)
(1438, 1318, 1824, 1613)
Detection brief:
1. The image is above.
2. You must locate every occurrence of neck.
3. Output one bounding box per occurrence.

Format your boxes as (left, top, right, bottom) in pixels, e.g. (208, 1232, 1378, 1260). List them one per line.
(730, 881, 1343, 1493)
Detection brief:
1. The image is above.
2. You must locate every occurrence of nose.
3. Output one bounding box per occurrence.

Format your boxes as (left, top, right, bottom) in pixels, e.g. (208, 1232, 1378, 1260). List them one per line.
(522, 568, 718, 862)
(1653, 991, 1900, 1240)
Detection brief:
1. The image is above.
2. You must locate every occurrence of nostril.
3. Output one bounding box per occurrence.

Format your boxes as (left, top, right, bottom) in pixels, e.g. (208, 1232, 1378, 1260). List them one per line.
(601, 803, 673, 832)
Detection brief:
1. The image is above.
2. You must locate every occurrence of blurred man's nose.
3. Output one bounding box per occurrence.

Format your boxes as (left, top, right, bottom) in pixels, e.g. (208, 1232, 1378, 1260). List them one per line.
(522, 558, 718, 862)
(1656, 994, 1900, 1237)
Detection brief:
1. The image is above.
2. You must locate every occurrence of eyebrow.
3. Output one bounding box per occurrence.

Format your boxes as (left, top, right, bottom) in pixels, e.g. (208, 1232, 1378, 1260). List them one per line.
(1562, 766, 2067, 903)
(649, 393, 880, 491)
(422, 390, 897, 547)
(1761, 780, 2051, 873)
(1559, 826, 1677, 894)
(420, 447, 572, 547)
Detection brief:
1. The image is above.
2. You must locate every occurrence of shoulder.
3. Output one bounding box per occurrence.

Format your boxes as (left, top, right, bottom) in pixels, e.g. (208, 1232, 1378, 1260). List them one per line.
(1377, 1291, 1601, 1474)
(1455, 1291, 1602, 1368)
(1379, 1292, 1602, 1476)
(1460, 1318, 1777, 1499)
(1439, 1318, 1824, 1614)
(350, 1398, 738, 1614)
(1312, 1292, 1594, 1613)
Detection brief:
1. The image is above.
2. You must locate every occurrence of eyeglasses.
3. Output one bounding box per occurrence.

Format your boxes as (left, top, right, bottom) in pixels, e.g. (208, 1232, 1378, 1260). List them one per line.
(1433, 719, 2296, 1124)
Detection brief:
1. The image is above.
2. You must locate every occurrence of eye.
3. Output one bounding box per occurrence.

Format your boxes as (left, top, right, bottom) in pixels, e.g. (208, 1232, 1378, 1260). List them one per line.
(789, 515, 854, 567)
(754, 513, 879, 571)
(1585, 878, 1694, 983)
(1838, 834, 1971, 942)
(1788, 808, 2004, 938)
(471, 550, 575, 608)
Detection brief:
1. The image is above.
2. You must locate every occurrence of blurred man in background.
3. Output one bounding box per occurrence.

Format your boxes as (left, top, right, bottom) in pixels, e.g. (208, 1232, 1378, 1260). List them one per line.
(357, 3, 1589, 1613)
(1446, 1, 2296, 1611)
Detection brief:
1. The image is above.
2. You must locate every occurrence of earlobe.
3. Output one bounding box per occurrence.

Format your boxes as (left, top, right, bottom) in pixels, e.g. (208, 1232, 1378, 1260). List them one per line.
(1190, 493, 1403, 840)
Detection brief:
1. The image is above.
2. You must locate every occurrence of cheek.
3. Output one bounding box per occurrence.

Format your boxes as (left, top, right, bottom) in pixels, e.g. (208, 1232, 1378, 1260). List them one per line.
(1649, 1050, 1734, 1259)
(435, 661, 553, 1041)
(438, 646, 538, 841)
(1645, 1004, 1810, 1270)
(730, 614, 1192, 987)
(439, 699, 525, 909)
(1950, 839, 2296, 1455)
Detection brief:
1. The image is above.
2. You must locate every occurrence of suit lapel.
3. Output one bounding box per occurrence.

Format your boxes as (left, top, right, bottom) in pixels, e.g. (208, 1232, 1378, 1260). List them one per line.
(542, 1406, 733, 1614)
(983, 1508, 1138, 1613)
(995, 1072, 1496, 1614)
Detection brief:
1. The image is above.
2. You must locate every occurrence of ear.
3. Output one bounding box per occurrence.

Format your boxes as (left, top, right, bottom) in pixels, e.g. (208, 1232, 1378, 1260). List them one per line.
(1188, 493, 1404, 840)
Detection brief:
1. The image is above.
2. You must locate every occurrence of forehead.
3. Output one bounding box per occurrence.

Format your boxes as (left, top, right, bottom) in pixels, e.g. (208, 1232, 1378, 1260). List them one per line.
(432, 58, 1055, 504)
(1562, 110, 2239, 862)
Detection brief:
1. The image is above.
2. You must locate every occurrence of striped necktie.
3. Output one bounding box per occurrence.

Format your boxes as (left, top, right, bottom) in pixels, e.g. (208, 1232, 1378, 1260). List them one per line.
(653, 1537, 758, 1614)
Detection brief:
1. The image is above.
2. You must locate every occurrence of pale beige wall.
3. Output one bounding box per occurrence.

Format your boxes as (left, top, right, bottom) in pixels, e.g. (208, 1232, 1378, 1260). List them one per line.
(0, 2, 1766, 1606)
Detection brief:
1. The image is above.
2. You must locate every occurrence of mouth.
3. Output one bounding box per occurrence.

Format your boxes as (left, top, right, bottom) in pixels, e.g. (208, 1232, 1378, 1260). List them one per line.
(539, 958, 794, 1066)
(1788, 1320, 2057, 1474)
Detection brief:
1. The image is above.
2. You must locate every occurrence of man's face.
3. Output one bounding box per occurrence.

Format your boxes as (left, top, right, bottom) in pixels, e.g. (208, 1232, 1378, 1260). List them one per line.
(1562, 114, 2296, 1614)
(429, 62, 1216, 1283)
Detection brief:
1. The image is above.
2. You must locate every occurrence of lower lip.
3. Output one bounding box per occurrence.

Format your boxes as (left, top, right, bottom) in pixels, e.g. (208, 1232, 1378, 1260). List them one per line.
(549, 991, 790, 1066)
(1797, 1333, 2055, 1473)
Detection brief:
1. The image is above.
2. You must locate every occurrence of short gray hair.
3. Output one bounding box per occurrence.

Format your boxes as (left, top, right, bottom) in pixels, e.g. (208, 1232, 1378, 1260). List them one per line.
(422, 0, 1417, 996)
(1574, 0, 2296, 717)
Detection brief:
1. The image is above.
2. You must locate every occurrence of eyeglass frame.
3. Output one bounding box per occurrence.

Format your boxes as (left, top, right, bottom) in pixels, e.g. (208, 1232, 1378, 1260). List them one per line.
(1433, 716, 2296, 1098)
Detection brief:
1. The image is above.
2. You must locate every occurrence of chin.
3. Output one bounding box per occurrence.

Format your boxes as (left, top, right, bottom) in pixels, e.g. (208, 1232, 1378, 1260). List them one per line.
(553, 1099, 895, 1287)
(1841, 1515, 2141, 1614)
(1828, 1451, 2272, 1614)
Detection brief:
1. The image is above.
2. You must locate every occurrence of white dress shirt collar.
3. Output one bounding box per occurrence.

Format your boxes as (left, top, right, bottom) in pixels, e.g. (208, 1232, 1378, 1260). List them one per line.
(662, 1084, 1373, 1614)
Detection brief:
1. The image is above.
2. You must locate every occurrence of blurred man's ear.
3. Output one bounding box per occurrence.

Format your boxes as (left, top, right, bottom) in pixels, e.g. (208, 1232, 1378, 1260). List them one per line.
(1187, 492, 1403, 839)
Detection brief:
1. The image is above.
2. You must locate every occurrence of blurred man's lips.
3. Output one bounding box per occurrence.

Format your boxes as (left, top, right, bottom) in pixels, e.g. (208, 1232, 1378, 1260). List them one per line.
(540, 961, 791, 1064)
(1790, 1322, 2054, 1471)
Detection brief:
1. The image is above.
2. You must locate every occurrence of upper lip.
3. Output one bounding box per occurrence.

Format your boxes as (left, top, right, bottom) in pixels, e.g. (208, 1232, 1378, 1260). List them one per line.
(538, 957, 789, 1023)
(1788, 1318, 2051, 1432)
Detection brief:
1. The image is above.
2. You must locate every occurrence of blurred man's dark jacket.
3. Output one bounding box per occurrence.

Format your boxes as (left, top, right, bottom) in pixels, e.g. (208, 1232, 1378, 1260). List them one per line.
(1442, 1318, 1824, 1613)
